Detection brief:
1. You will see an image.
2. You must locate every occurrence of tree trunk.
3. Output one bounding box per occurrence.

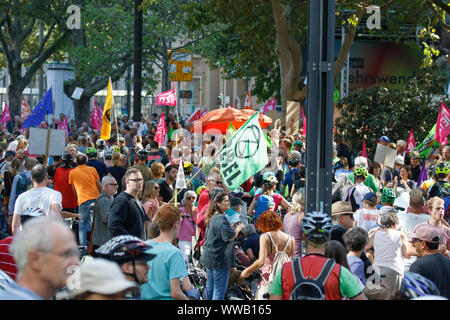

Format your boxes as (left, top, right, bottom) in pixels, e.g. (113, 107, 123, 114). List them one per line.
(271, 0, 303, 127)
(73, 95, 92, 126)
(7, 85, 23, 120)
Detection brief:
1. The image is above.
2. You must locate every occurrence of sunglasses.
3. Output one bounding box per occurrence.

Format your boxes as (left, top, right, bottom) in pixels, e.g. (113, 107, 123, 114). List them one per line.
(186, 196, 196, 200)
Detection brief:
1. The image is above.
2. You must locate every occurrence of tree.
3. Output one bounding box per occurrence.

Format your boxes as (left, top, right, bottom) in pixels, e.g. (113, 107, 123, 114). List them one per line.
(185, 0, 450, 125)
(0, 0, 69, 118)
(335, 71, 449, 157)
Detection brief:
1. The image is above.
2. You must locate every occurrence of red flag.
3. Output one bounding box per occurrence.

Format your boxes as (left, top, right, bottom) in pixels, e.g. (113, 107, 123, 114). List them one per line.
(1, 103, 11, 126)
(435, 102, 450, 145)
(259, 97, 276, 114)
(155, 89, 177, 106)
(362, 141, 367, 158)
(58, 115, 69, 136)
(91, 101, 102, 131)
(21, 97, 31, 120)
(187, 108, 202, 123)
(155, 113, 167, 147)
(406, 129, 416, 154)
(243, 89, 253, 110)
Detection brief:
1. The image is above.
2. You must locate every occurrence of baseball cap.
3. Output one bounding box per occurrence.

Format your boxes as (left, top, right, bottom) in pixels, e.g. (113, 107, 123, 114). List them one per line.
(69, 258, 138, 298)
(380, 136, 390, 143)
(363, 192, 377, 202)
(4, 151, 15, 158)
(410, 224, 441, 243)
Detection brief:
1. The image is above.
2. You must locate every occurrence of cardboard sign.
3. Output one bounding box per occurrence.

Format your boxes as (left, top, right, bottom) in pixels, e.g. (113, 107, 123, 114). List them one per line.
(71, 87, 84, 100)
(28, 127, 66, 156)
(374, 143, 397, 169)
(286, 101, 300, 135)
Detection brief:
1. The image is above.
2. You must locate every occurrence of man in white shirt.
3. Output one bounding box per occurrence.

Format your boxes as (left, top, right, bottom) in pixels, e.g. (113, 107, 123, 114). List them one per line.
(343, 167, 372, 211)
(11, 164, 79, 234)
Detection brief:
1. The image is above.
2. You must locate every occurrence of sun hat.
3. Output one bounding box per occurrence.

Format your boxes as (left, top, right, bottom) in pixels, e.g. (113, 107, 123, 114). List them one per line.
(69, 258, 138, 298)
(331, 201, 354, 216)
(410, 224, 441, 243)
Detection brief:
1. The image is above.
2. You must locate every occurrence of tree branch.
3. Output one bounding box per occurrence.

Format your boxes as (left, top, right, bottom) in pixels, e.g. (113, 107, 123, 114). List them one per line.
(428, 0, 450, 15)
(20, 23, 57, 64)
(18, 17, 36, 44)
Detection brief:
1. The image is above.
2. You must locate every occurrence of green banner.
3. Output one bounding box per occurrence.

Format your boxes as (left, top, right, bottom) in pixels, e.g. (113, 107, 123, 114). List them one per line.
(218, 113, 268, 190)
(413, 124, 439, 159)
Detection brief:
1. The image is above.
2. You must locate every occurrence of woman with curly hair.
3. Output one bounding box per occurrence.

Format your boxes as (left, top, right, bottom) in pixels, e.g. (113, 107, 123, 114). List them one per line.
(240, 210, 295, 298)
(200, 191, 245, 300)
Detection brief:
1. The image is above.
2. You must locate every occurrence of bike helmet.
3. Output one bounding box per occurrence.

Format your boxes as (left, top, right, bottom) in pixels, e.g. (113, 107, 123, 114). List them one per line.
(183, 161, 193, 175)
(231, 186, 244, 197)
(145, 143, 152, 152)
(301, 211, 333, 244)
(137, 149, 148, 159)
(354, 167, 369, 179)
(427, 164, 435, 176)
(381, 187, 396, 204)
(111, 145, 121, 153)
(95, 235, 156, 264)
(104, 146, 113, 160)
(61, 152, 73, 163)
(333, 160, 346, 172)
(398, 272, 441, 300)
(96, 139, 105, 148)
(263, 174, 278, 186)
(86, 147, 97, 157)
(433, 162, 449, 178)
(288, 157, 300, 167)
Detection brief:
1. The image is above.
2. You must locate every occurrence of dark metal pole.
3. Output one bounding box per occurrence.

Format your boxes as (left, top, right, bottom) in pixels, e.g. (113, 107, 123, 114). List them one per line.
(133, 0, 143, 122)
(305, 0, 335, 215)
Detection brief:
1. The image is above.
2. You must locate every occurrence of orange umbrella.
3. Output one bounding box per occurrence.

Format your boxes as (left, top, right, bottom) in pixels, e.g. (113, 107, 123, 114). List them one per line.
(195, 107, 272, 134)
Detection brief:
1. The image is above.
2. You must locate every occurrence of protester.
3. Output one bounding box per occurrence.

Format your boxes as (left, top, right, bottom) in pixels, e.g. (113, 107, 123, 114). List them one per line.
(158, 163, 178, 203)
(177, 190, 197, 263)
(200, 192, 245, 300)
(343, 227, 369, 285)
(142, 181, 160, 220)
(353, 192, 379, 232)
(86, 147, 109, 181)
(0, 217, 79, 300)
(282, 191, 304, 258)
(108, 168, 149, 240)
(108, 151, 127, 193)
(366, 208, 410, 299)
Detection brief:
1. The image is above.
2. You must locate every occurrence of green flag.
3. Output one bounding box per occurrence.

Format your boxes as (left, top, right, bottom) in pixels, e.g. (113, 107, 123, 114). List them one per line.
(264, 131, 272, 148)
(218, 112, 268, 190)
(413, 124, 440, 159)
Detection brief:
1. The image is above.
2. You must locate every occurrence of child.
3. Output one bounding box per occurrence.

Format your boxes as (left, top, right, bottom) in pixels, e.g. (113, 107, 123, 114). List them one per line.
(353, 192, 379, 232)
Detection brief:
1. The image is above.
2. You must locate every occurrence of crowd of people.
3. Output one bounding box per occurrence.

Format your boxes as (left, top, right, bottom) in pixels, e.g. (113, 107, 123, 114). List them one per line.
(0, 112, 448, 301)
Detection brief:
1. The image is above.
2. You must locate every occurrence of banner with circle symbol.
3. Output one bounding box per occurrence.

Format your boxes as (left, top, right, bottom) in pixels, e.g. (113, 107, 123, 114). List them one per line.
(218, 112, 268, 190)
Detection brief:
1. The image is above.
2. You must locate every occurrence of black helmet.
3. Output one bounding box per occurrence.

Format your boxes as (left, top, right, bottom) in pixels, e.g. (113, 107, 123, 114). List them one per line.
(288, 157, 300, 167)
(61, 152, 73, 163)
(95, 235, 156, 264)
(137, 149, 149, 159)
(301, 211, 333, 244)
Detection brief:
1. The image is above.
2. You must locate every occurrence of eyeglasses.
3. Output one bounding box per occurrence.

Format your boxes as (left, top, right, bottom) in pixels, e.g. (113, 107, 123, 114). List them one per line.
(108, 183, 118, 186)
(216, 181, 223, 185)
(154, 186, 160, 190)
(40, 248, 79, 259)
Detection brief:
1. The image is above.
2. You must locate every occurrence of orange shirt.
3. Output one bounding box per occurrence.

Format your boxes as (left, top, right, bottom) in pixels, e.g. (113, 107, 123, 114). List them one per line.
(68, 164, 100, 205)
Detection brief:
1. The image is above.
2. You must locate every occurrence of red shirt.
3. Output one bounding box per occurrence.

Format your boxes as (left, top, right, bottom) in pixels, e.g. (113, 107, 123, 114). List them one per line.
(195, 204, 209, 247)
(0, 236, 17, 281)
(54, 167, 78, 209)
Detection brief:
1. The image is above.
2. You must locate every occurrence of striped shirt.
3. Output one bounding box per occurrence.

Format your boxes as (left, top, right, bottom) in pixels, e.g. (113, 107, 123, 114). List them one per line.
(0, 236, 17, 281)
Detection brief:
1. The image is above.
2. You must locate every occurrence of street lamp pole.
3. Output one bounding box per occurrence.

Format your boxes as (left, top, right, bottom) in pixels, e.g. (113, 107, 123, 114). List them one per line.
(305, 0, 335, 216)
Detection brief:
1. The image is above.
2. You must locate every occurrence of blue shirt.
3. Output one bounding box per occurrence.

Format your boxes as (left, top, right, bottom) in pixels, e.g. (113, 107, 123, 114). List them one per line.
(140, 241, 187, 300)
(282, 168, 298, 190)
(87, 159, 109, 180)
(8, 171, 31, 216)
(0, 282, 43, 300)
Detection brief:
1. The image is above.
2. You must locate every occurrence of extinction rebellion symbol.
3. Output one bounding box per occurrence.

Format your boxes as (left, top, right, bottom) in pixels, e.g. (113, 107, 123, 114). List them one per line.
(234, 125, 260, 159)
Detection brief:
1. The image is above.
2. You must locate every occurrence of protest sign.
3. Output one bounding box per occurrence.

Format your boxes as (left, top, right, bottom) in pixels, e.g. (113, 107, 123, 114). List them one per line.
(28, 127, 66, 156)
(374, 143, 397, 169)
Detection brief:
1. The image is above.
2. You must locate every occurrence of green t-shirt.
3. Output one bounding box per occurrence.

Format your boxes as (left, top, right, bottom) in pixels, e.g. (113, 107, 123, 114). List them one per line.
(270, 259, 363, 299)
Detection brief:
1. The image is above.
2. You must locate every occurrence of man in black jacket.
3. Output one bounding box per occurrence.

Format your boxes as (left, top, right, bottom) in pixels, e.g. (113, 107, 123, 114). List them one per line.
(108, 168, 149, 240)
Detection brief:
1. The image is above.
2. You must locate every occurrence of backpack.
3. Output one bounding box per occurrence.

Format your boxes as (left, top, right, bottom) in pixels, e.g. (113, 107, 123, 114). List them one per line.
(346, 187, 360, 212)
(255, 232, 292, 300)
(15, 172, 32, 197)
(289, 257, 335, 300)
(255, 194, 275, 218)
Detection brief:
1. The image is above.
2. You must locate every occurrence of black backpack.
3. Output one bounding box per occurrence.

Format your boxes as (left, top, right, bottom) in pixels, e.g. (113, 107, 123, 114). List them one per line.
(289, 258, 336, 300)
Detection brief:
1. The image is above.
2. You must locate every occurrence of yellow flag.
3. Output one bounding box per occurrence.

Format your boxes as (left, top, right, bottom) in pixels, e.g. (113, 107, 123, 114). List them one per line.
(100, 78, 113, 140)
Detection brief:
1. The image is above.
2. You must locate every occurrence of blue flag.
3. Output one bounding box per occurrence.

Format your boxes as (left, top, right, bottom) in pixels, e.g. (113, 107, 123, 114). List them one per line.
(22, 88, 53, 128)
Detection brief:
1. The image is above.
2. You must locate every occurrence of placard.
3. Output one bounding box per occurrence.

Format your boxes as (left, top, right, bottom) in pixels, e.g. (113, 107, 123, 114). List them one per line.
(71, 87, 84, 100)
(374, 143, 397, 169)
(28, 127, 66, 156)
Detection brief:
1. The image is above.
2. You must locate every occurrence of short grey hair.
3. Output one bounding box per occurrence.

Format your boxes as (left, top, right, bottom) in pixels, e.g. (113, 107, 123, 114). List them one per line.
(379, 208, 399, 228)
(183, 190, 197, 201)
(354, 156, 368, 169)
(101, 174, 116, 188)
(10, 217, 64, 276)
